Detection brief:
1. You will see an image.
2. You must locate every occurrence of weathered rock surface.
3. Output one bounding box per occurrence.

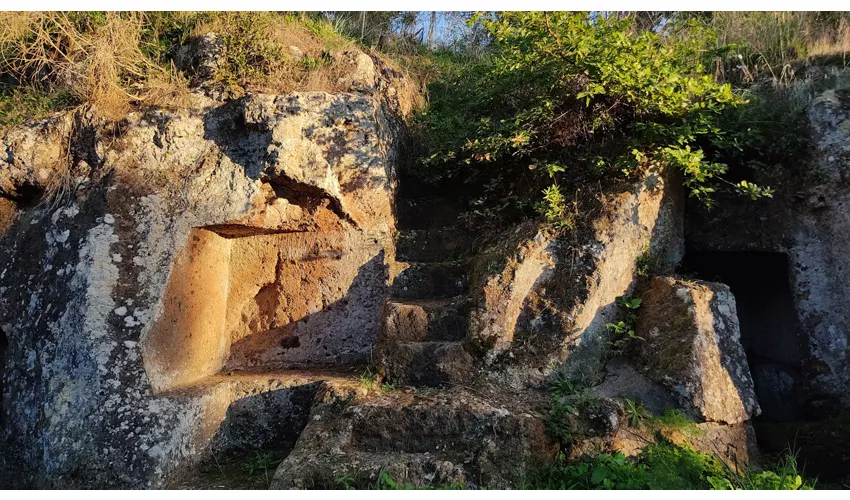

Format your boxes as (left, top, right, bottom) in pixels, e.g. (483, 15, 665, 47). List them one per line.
(0, 197, 18, 237)
(611, 419, 758, 467)
(577, 358, 759, 467)
(271, 386, 557, 489)
(633, 277, 760, 424)
(0, 113, 75, 200)
(380, 297, 471, 343)
(0, 45, 411, 487)
(687, 71, 850, 409)
(373, 190, 477, 388)
(466, 167, 685, 387)
(6, 36, 848, 491)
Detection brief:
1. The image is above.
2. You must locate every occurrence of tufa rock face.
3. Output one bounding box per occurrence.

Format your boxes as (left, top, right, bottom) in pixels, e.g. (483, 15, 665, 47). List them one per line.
(271, 386, 557, 489)
(790, 86, 850, 406)
(0, 113, 75, 200)
(634, 276, 760, 424)
(0, 48, 410, 486)
(687, 75, 850, 409)
(583, 358, 759, 467)
(466, 166, 685, 388)
(0, 197, 18, 237)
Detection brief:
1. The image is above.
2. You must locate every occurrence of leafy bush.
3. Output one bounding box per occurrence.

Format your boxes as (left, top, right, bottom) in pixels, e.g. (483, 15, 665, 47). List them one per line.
(524, 443, 813, 490)
(416, 11, 774, 225)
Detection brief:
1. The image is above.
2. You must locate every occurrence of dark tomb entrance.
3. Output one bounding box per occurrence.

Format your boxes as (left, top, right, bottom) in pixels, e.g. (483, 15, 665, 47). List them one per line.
(684, 251, 804, 422)
(686, 251, 850, 485)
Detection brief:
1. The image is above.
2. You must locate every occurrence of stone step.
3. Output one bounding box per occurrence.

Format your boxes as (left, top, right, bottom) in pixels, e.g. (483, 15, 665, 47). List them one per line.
(380, 297, 470, 343)
(396, 229, 475, 262)
(349, 394, 539, 454)
(391, 261, 468, 300)
(271, 388, 556, 489)
(395, 197, 466, 230)
(380, 341, 473, 387)
(273, 450, 466, 489)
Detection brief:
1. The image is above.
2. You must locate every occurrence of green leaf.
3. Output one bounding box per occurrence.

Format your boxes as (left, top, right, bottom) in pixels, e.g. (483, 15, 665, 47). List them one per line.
(591, 465, 609, 485)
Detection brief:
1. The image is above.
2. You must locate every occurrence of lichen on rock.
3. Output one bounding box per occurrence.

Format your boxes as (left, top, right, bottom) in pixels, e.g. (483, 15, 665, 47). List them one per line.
(0, 42, 411, 487)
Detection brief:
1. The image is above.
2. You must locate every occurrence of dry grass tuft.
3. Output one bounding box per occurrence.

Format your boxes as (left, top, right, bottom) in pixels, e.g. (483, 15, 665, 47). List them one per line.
(190, 12, 361, 96)
(709, 12, 850, 72)
(807, 18, 850, 60)
(0, 12, 189, 121)
(0, 12, 421, 126)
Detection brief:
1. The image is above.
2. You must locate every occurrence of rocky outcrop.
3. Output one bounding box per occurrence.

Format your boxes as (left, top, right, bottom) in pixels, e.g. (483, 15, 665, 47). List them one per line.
(466, 167, 685, 388)
(633, 277, 760, 424)
(687, 72, 850, 410)
(567, 358, 759, 467)
(0, 113, 74, 200)
(10, 33, 849, 491)
(0, 45, 412, 487)
(270, 385, 557, 489)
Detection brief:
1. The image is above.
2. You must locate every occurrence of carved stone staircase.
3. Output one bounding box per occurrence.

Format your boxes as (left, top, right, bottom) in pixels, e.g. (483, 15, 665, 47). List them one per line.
(270, 385, 554, 489)
(263, 191, 556, 489)
(378, 196, 478, 387)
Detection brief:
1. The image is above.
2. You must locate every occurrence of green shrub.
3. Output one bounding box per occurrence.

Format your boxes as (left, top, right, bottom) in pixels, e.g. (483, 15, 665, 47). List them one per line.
(523, 442, 813, 490)
(416, 11, 773, 226)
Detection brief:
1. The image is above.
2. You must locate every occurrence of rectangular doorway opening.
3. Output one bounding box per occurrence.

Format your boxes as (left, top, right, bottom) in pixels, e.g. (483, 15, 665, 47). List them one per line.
(684, 251, 804, 422)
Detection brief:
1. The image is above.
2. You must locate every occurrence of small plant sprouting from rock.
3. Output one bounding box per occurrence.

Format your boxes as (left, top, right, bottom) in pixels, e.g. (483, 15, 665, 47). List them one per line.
(549, 371, 586, 398)
(545, 371, 601, 449)
(241, 451, 282, 488)
(335, 473, 358, 490)
(545, 398, 578, 447)
(622, 398, 650, 427)
(359, 367, 395, 392)
(358, 367, 377, 389)
(606, 296, 644, 353)
(636, 248, 666, 278)
(537, 178, 578, 231)
(616, 295, 642, 312)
